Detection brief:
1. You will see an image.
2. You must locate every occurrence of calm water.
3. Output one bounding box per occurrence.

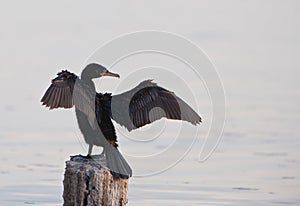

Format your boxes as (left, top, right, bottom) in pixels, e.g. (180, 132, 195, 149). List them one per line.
(0, 1, 300, 205)
(0, 111, 299, 205)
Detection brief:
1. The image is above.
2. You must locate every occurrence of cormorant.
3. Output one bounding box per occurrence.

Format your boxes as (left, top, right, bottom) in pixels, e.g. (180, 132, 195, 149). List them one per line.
(41, 63, 202, 178)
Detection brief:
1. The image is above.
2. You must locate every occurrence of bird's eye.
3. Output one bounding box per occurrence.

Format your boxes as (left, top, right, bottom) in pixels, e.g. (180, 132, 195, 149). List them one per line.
(100, 69, 106, 74)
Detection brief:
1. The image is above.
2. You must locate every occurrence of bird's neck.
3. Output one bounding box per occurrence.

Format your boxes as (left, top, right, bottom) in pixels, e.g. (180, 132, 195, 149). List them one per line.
(81, 77, 96, 91)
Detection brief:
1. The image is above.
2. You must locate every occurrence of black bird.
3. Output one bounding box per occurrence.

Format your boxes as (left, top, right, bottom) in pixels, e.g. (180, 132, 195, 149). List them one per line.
(41, 63, 202, 178)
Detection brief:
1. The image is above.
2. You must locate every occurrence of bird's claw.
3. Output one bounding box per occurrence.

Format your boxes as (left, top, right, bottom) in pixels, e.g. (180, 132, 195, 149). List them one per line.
(85, 154, 92, 159)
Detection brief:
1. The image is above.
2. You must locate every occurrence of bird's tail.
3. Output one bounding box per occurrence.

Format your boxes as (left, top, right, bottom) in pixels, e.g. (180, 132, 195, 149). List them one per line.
(105, 145, 132, 178)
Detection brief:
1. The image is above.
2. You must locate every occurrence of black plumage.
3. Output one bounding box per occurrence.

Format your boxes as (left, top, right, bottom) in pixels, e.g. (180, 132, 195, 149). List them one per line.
(96, 93, 118, 147)
(110, 80, 201, 131)
(41, 63, 202, 178)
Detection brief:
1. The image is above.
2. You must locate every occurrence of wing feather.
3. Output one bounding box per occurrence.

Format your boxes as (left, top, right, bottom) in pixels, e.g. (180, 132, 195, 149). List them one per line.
(41, 70, 97, 129)
(111, 80, 201, 131)
(41, 70, 78, 109)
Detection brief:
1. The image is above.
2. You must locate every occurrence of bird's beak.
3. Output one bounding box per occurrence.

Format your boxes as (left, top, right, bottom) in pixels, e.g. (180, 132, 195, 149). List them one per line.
(101, 71, 120, 78)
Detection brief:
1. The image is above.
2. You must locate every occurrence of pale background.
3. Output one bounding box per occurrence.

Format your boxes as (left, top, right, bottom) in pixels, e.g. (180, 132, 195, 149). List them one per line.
(0, 1, 299, 205)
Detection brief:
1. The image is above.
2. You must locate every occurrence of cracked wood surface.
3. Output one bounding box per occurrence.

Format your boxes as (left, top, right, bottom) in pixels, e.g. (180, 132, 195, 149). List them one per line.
(63, 155, 128, 206)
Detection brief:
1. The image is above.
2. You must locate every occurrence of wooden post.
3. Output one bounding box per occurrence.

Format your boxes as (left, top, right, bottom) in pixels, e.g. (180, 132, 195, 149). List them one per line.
(63, 155, 128, 206)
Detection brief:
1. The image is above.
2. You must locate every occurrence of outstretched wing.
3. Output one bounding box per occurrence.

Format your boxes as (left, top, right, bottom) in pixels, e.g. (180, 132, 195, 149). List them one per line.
(41, 70, 77, 109)
(111, 80, 202, 131)
(41, 70, 97, 129)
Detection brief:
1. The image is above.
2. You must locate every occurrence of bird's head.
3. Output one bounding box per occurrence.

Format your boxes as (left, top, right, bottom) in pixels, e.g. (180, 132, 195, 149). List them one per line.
(81, 63, 120, 81)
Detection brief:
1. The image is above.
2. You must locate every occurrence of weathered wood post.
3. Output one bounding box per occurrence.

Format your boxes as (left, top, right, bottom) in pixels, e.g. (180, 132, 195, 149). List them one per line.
(63, 155, 128, 206)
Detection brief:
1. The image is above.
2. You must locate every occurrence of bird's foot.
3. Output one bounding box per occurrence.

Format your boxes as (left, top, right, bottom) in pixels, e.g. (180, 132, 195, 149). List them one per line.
(86, 154, 92, 159)
(71, 154, 92, 159)
(90, 153, 105, 160)
(70, 154, 92, 162)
